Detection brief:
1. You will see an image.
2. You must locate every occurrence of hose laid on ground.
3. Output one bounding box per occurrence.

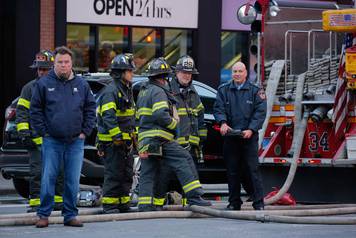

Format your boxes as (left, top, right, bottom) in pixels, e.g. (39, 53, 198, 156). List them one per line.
(0, 211, 209, 226)
(264, 110, 309, 205)
(3, 203, 356, 220)
(190, 205, 356, 225)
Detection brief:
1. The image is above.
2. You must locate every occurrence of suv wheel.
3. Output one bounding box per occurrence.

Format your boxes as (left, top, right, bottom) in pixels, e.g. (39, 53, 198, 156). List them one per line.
(12, 178, 29, 198)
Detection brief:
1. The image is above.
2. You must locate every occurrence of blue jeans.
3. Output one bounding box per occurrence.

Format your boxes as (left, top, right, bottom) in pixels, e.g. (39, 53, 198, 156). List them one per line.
(37, 137, 84, 223)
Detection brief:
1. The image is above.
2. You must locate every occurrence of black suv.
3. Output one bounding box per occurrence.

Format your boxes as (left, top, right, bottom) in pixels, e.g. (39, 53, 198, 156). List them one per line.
(0, 73, 224, 198)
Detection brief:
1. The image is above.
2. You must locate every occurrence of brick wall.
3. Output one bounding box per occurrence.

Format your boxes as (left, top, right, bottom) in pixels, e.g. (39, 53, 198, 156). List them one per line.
(40, 0, 55, 50)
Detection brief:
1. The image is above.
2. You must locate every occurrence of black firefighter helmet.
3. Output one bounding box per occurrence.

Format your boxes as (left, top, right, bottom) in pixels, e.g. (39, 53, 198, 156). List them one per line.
(145, 57, 172, 77)
(173, 55, 199, 74)
(29, 50, 54, 69)
(110, 53, 136, 70)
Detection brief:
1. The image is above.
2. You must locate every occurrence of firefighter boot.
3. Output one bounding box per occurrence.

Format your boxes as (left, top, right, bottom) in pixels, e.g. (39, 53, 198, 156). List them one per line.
(138, 204, 157, 212)
(187, 196, 211, 206)
(118, 203, 131, 213)
(103, 205, 120, 214)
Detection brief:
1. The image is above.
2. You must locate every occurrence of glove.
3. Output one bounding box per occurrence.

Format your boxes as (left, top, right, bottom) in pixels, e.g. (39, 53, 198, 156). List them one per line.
(18, 130, 36, 148)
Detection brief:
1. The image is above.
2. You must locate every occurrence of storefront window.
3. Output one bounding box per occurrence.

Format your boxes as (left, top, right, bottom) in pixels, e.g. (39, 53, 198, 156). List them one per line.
(67, 24, 90, 72)
(220, 31, 249, 84)
(164, 29, 192, 66)
(98, 26, 128, 71)
(132, 28, 158, 74)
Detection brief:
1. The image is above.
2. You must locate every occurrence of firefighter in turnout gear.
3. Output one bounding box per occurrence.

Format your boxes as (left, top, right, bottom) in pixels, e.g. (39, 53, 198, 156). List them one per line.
(15, 50, 63, 212)
(136, 57, 211, 212)
(153, 55, 207, 208)
(96, 53, 136, 214)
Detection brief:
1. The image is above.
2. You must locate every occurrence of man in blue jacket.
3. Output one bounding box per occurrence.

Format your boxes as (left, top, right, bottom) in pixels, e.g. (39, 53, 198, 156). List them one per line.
(213, 62, 266, 211)
(30, 46, 96, 228)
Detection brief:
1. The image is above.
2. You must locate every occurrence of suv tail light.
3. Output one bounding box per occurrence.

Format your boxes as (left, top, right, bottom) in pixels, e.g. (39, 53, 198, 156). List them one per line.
(5, 107, 16, 120)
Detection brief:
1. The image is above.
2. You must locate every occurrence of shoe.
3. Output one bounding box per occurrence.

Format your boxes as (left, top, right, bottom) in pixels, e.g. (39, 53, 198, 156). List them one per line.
(103, 208, 120, 214)
(187, 196, 212, 206)
(226, 204, 241, 211)
(36, 218, 49, 228)
(118, 204, 131, 213)
(155, 205, 164, 211)
(252, 200, 265, 210)
(64, 218, 84, 227)
(138, 205, 156, 212)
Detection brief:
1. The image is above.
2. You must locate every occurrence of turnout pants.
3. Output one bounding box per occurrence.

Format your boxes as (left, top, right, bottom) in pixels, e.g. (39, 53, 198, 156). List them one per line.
(102, 144, 133, 211)
(223, 135, 263, 207)
(153, 145, 199, 206)
(29, 146, 63, 208)
(138, 141, 203, 209)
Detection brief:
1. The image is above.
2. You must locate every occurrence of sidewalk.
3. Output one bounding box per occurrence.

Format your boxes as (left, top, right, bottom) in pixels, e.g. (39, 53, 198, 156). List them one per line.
(0, 174, 15, 195)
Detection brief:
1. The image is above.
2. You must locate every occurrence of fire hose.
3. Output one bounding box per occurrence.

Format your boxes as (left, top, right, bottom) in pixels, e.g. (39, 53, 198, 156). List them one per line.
(3, 203, 356, 226)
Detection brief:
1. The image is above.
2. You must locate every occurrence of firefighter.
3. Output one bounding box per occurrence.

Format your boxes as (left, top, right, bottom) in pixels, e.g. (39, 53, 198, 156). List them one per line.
(136, 57, 211, 212)
(15, 50, 63, 213)
(153, 55, 207, 208)
(213, 62, 266, 210)
(96, 53, 136, 214)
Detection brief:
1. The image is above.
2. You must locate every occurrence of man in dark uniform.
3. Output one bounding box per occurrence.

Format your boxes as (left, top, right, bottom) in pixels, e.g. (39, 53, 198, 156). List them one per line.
(213, 62, 266, 210)
(96, 53, 136, 214)
(153, 55, 207, 208)
(15, 50, 63, 213)
(136, 57, 211, 212)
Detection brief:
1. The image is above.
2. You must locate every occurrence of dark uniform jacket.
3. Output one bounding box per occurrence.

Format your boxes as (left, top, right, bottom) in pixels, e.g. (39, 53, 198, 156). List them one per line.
(30, 70, 96, 143)
(136, 81, 178, 153)
(213, 80, 266, 133)
(15, 78, 42, 145)
(170, 77, 207, 147)
(96, 78, 136, 142)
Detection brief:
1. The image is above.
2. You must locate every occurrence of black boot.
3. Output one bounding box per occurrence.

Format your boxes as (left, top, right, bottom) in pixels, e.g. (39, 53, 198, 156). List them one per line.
(103, 204, 120, 214)
(187, 196, 211, 206)
(118, 203, 131, 213)
(138, 204, 156, 212)
(252, 199, 264, 210)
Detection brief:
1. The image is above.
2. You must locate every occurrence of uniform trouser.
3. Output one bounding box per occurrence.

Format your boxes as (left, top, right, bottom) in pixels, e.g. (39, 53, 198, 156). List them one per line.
(29, 146, 64, 208)
(138, 141, 203, 209)
(102, 144, 133, 211)
(223, 135, 264, 207)
(153, 145, 199, 206)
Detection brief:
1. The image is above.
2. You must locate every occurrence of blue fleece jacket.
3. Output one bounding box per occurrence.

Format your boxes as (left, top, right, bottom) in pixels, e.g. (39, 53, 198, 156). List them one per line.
(30, 69, 96, 143)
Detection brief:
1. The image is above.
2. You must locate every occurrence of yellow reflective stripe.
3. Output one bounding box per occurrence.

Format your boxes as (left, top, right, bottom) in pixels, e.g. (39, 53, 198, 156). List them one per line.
(32, 137, 43, 145)
(199, 129, 208, 137)
(139, 144, 149, 154)
(102, 197, 120, 204)
(189, 135, 200, 145)
(54, 195, 63, 203)
(138, 130, 174, 142)
(152, 101, 169, 112)
(17, 122, 30, 131)
(101, 102, 117, 114)
(181, 198, 187, 206)
(182, 180, 201, 193)
(18, 98, 30, 109)
(177, 108, 188, 116)
(116, 109, 135, 117)
(137, 107, 153, 117)
(177, 137, 189, 145)
(138, 196, 152, 205)
(167, 118, 177, 130)
(29, 198, 41, 206)
(98, 133, 112, 141)
(109, 127, 121, 136)
(153, 197, 165, 206)
(122, 133, 131, 140)
(98, 132, 131, 141)
(120, 196, 131, 204)
(195, 103, 204, 112)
